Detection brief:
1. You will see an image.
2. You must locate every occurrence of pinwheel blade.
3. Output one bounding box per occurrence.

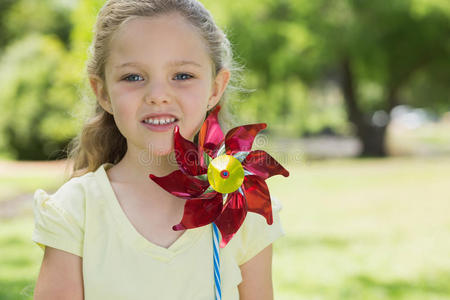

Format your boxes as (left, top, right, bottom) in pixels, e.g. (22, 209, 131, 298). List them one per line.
(225, 123, 267, 154)
(174, 125, 208, 175)
(173, 193, 223, 230)
(242, 175, 273, 225)
(214, 192, 247, 248)
(243, 150, 289, 180)
(199, 105, 225, 157)
(149, 170, 209, 199)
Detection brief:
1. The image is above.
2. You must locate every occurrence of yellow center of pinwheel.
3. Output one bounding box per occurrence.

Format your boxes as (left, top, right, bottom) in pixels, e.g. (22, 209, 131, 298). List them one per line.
(207, 154, 245, 194)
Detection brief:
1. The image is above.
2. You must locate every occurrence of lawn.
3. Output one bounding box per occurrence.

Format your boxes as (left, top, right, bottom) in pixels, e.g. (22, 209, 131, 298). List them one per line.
(270, 156, 450, 300)
(0, 215, 40, 299)
(0, 157, 449, 299)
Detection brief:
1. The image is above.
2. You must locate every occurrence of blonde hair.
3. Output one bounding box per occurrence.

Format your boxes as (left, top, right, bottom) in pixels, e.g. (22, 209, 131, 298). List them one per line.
(66, 0, 245, 179)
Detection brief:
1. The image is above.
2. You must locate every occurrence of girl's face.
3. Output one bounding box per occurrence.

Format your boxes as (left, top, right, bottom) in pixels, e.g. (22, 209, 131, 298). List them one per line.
(94, 13, 229, 156)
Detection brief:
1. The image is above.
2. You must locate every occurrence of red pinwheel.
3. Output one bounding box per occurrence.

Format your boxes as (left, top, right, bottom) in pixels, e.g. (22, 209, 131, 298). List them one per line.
(149, 106, 289, 247)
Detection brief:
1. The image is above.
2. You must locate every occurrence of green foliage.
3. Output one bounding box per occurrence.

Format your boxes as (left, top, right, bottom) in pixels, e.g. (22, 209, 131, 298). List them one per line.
(0, 0, 80, 160)
(70, 0, 106, 70)
(0, 0, 109, 160)
(0, 0, 16, 49)
(206, 0, 449, 138)
(0, 34, 81, 160)
(0, 0, 448, 158)
(0, 0, 73, 50)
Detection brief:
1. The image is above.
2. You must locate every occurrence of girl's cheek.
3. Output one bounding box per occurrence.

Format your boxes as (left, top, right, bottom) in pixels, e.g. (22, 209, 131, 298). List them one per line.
(113, 88, 146, 105)
(182, 86, 209, 101)
(114, 83, 142, 94)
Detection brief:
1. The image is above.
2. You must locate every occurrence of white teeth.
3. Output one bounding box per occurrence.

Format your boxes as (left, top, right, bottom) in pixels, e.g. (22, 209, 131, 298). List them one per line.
(144, 117, 176, 125)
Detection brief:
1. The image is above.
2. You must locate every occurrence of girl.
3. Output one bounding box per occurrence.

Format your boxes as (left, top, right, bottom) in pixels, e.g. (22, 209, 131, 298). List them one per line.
(32, 0, 284, 299)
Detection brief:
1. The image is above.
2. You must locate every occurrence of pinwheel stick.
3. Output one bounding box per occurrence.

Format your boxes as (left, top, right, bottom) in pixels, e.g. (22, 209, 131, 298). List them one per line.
(212, 223, 221, 300)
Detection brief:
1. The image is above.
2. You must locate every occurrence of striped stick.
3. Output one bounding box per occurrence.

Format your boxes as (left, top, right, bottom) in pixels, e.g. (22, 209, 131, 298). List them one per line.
(212, 222, 222, 300)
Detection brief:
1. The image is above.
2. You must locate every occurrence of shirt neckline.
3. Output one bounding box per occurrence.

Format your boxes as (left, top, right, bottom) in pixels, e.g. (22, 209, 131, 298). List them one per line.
(94, 162, 208, 261)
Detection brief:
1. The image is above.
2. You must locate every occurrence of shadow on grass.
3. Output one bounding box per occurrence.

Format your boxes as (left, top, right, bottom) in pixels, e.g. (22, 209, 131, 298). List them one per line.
(350, 272, 450, 297)
(0, 237, 37, 268)
(2, 257, 35, 269)
(277, 272, 450, 299)
(0, 279, 34, 300)
(277, 235, 353, 251)
(1, 236, 28, 247)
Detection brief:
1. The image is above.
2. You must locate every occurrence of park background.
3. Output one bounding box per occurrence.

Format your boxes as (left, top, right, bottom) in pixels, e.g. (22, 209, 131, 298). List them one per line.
(0, 0, 449, 299)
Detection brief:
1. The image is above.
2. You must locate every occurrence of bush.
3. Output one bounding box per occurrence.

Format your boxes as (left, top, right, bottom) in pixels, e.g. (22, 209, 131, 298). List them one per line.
(0, 34, 82, 160)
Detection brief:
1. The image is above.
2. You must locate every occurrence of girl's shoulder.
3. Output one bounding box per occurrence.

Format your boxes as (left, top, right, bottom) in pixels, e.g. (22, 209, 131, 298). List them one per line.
(32, 170, 98, 257)
(34, 168, 97, 214)
(226, 196, 285, 266)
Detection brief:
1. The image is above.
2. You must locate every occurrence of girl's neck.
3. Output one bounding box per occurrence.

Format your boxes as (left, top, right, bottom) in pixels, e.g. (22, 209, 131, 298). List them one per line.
(108, 146, 178, 185)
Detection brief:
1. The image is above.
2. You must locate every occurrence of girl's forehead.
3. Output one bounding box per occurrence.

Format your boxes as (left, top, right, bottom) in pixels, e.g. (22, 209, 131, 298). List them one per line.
(108, 14, 212, 68)
(117, 13, 196, 36)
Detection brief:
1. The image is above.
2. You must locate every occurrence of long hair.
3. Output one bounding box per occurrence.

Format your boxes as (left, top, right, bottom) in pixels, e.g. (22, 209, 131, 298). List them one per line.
(66, 0, 246, 179)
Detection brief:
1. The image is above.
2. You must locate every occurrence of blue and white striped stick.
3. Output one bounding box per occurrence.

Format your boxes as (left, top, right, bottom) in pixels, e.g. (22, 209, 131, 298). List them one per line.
(212, 222, 221, 300)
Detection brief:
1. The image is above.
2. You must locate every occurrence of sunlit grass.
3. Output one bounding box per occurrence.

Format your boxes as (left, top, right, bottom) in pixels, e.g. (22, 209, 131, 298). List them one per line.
(1, 157, 450, 299)
(269, 156, 450, 299)
(0, 216, 41, 300)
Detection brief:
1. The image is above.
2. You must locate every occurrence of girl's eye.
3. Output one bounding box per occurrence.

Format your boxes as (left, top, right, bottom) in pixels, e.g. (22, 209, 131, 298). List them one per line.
(123, 74, 143, 82)
(174, 73, 193, 81)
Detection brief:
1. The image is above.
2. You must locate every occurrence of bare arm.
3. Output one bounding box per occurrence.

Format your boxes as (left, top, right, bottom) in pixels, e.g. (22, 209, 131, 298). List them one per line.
(34, 246, 84, 300)
(238, 244, 274, 300)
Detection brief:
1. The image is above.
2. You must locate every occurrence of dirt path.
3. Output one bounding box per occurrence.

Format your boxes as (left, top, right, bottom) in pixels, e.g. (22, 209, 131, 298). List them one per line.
(0, 160, 72, 219)
(0, 193, 34, 219)
(0, 159, 71, 176)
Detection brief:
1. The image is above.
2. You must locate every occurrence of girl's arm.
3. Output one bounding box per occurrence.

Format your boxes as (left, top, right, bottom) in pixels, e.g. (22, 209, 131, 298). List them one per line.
(34, 246, 84, 300)
(238, 244, 274, 300)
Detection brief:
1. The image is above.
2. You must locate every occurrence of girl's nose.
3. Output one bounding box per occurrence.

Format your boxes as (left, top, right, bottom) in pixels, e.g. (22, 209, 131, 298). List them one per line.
(145, 80, 171, 105)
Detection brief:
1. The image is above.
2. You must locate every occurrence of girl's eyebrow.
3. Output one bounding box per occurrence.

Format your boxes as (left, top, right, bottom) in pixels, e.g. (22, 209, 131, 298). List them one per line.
(115, 60, 202, 69)
(167, 60, 203, 68)
(115, 62, 142, 69)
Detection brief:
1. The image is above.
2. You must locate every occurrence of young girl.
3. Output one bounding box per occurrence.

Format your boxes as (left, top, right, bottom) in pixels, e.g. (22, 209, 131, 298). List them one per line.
(32, 0, 284, 299)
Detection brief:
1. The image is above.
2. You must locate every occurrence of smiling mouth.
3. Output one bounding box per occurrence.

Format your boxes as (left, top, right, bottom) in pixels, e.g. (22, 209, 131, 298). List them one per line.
(142, 117, 179, 126)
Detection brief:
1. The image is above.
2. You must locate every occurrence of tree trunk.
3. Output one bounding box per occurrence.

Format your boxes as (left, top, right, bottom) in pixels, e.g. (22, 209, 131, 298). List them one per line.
(358, 122, 388, 157)
(339, 58, 387, 157)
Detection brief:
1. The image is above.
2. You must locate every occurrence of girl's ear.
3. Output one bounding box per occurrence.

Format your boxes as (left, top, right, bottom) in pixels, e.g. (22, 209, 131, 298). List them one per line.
(89, 75, 113, 114)
(208, 68, 231, 108)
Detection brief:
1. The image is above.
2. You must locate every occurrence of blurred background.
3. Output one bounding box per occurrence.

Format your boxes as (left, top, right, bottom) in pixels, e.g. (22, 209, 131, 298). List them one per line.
(0, 0, 449, 299)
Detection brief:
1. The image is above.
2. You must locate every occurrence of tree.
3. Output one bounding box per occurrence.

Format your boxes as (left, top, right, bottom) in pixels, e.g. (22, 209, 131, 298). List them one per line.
(303, 0, 449, 156)
(206, 0, 450, 156)
(0, 0, 99, 160)
(0, 34, 81, 159)
(0, 0, 73, 51)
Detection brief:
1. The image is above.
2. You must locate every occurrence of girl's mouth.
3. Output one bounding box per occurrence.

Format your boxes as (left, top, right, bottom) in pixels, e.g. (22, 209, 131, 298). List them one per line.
(141, 117, 179, 132)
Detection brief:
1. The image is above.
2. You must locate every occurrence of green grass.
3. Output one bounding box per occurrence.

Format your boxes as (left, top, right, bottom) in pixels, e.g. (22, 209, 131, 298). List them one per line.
(269, 156, 450, 299)
(1, 157, 450, 299)
(0, 215, 41, 300)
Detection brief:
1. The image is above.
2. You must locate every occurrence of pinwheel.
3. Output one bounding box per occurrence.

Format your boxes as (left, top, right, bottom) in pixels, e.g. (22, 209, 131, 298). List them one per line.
(149, 105, 289, 248)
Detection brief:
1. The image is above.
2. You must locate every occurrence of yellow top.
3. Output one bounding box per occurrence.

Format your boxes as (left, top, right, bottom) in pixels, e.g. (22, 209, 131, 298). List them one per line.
(32, 163, 284, 300)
